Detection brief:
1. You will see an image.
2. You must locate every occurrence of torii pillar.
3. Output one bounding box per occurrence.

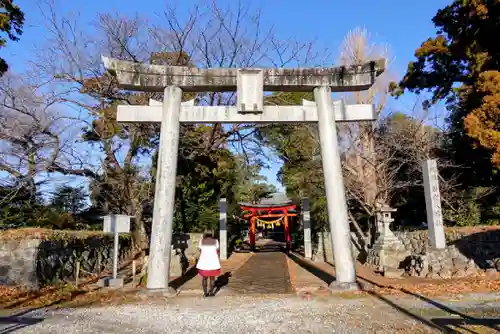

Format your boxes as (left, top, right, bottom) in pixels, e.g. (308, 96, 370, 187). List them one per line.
(102, 56, 386, 293)
(315, 87, 357, 289)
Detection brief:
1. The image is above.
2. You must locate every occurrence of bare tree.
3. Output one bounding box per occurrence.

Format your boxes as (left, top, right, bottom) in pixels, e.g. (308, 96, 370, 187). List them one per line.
(260, 28, 462, 243)
(31, 5, 173, 250)
(336, 27, 396, 211)
(259, 28, 395, 242)
(149, 0, 326, 160)
(26, 0, 325, 252)
(335, 28, 467, 234)
(0, 72, 94, 208)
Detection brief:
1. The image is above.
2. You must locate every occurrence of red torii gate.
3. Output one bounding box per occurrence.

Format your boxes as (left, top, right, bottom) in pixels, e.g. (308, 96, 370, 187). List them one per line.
(240, 201, 297, 251)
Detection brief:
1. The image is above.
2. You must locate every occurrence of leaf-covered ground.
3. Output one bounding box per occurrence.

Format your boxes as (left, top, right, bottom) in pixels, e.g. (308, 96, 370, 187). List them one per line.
(2, 273, 500, 311)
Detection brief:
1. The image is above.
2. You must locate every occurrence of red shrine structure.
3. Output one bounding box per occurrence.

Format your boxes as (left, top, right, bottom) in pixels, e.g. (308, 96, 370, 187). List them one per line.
(239, 193, 297, 251)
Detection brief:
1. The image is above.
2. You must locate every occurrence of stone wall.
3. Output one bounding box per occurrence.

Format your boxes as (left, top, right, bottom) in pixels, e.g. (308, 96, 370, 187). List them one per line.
(312, 232, 362, 263)
(0, 229, 135, 289)
(0, 230, 208, 289)
(396, 227, 500, 278)
(311, 227, 500, 279)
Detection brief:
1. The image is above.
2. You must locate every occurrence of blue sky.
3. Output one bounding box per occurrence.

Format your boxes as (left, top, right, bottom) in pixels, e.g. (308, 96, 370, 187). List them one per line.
(4, 0, 451, 191)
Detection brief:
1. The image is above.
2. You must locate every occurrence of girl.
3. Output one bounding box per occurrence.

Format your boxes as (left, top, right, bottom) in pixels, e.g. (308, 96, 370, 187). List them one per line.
(196, 232, 221, 297)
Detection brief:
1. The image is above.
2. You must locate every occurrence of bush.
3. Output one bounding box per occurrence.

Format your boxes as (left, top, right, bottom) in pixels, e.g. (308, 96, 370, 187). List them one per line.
(443, 200, 482, 226)
(483, 202, 500, 225)
(291, 232, 303, 250)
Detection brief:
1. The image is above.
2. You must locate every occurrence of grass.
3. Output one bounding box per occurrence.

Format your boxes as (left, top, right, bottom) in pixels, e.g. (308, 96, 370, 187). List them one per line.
(0, 228, 131, 241)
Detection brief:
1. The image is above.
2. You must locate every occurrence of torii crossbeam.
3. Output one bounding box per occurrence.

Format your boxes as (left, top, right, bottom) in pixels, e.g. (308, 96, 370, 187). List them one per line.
(103, 56, 386, 294)
(102, 57, 385, 93)
(118, 98, 376, 123)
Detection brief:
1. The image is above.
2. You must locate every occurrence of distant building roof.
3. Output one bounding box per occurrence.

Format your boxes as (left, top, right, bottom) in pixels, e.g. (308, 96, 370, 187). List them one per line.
(239, 192, 293, 208)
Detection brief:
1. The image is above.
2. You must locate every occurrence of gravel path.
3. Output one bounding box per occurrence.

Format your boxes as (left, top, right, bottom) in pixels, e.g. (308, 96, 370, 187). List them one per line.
(1, 295, 440, 334)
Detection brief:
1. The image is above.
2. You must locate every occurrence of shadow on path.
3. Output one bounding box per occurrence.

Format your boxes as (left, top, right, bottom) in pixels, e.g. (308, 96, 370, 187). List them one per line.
(288, 253, 500, 333)
(431, 317, 500, 333)
(400, 287, 500, 333)
(212, 272, 232, 296)
(169, 266, 199, 290)
(0, 309, 44, 334)
(287, 252, 335, 285)
(363, 276, 500, 333)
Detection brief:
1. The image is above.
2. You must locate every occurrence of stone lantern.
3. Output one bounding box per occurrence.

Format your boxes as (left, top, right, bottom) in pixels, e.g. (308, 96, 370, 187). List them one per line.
(374, 205, 397, 243)
(367, 205, 410, 274)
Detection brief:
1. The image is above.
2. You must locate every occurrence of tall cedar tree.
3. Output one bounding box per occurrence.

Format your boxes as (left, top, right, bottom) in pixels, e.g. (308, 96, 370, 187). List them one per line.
(0, 0, 24, 75)
(392, 0, 500, 183)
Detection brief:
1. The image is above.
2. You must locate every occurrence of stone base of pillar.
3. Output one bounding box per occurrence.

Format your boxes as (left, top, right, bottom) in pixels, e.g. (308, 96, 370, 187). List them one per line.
(328, 281, 360, 293)
(98, 277, 124, 289)
(366, 237, 410, 273)
(139, 286, 178, 297)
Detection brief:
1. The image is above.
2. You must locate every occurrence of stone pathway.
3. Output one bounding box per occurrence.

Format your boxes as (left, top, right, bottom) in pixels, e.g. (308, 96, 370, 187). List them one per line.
(227, 252, 294, 295)
(176, 253, 253, 293)
(176, 239, 296, 296)
(176, 242, 495, 298)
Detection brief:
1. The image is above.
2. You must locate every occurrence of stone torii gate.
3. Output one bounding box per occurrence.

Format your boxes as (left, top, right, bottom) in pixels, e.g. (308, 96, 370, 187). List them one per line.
(102, 57, 386, 293)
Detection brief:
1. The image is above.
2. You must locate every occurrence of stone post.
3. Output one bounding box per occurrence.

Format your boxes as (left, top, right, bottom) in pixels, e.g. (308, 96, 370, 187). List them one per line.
(219, 198, 228, 260)
(314, 86, 358, 291)
(422, 159, 446, 249)
(147, 86, 182, 292)
(112, 215, 119, 280)
(302, 198, 312, 259)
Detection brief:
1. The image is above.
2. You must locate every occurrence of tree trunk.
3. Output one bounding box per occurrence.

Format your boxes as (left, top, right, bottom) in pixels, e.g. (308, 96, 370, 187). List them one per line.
(348, 210, 367, 251)
(360, 122, 377, 208)
(133, 209, 149, 256)
(180, 191, 188, 233)
(357, 122, 379, 247)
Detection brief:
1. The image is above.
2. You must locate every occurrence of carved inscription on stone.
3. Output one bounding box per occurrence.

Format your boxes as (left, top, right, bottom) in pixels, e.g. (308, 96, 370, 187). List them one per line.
(422, 159, 446, 248)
